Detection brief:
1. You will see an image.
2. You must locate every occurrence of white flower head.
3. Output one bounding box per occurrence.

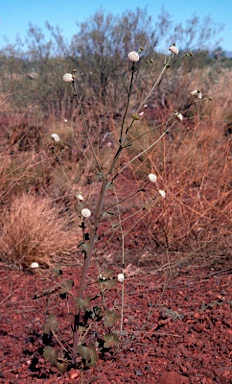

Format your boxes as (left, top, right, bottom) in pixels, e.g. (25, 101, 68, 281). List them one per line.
(175, 112, 183, 122)
(81, 208, 91, 218)
(117, 273, 125, 283)
(128, 51, 140, 63)
(30, 262, 39, 269)
(158, 190, 166, 199)
(191, 90, 202, 99)
(148, 173, 157, 183)
(51, 133, 60, 143)
(63, 73, 73, 83)
(76, 194, 84, 201)
(169, 44, 179, 55)
(64, 119, 68, 123)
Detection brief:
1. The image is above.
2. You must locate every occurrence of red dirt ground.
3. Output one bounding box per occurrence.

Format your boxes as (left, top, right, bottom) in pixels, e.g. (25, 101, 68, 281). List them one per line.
(0, 254, 231, 384)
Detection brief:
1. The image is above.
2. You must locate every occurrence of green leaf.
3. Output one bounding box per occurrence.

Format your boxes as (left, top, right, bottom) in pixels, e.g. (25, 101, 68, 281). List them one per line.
(75, 296, 90, 311)
(90, 306, 102, 321)
(44, 314, 58, 334)
(106, 181, 113, 190)
(112, 222, 120, 230)
(78, 343, 98, 368)
(104, 310, 120, 327)
(123, 142, 132, 148)
(56, 361, 67, 374)
(60, 279, 74, 295)
(100, 278, 116, 289)
(43, 346, 58, 365)
(101, 268, 114, 280)
(96, 172, 104, 180)
(103, 333, 120, 348)
(102, 211, 114, 218)
(78, 345, 91, 361)
(51, 263, 62, 278)
(79, 242, 90, 254)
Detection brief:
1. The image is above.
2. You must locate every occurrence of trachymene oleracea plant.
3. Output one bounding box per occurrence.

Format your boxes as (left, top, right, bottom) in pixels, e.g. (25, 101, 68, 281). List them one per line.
(41, 44, 210, 373)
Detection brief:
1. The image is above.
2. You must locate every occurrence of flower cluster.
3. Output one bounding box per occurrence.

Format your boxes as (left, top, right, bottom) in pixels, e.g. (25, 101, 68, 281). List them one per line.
(30, 262, 39, 269)
(128, 51, 140, 63)
(117, 273, 125, 283)
(148, 173, 157, 183)
(63, 73, 73, 83)
(169, 44, 179, 55)
(148, 174, 166, 198)
(191, 90, 202, 99)
(81, 208, 91, 218)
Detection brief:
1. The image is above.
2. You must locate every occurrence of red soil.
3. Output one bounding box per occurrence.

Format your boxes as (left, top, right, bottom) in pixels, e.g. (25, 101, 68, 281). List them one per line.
(0, 257, 231, 384)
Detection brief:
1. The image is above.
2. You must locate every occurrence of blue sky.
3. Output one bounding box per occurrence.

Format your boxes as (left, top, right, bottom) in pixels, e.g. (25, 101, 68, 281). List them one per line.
(0, 0, 231, 52)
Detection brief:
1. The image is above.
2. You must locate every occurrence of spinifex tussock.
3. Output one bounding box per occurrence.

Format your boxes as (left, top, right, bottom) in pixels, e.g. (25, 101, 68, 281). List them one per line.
(0, 193, 78, 268)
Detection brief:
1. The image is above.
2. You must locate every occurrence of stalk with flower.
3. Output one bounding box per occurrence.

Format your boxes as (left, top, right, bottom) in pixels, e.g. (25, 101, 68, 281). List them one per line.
(43, 43, 210, 372)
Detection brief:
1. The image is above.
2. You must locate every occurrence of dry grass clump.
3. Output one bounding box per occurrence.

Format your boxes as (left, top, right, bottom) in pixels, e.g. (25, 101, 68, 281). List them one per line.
(0, 193, 79, 268)
(115, 69, 232, 262)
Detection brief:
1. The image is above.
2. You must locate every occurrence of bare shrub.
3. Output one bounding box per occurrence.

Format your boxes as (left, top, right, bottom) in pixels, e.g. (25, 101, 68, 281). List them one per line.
(0, 193, 79, 268)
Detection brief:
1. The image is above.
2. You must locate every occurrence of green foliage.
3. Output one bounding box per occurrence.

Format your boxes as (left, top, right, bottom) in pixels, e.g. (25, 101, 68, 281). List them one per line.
(104, 310, 120, 327)
(103, 333, 120, 348)
(56, 361, 67, 374)
(44, 314, 58, 334)
(51, 263, 62, 278)
(43, 346, 58, 365)
(99, 268, 116, 289)
(59, 279, 74, 295)
(43, 346, 67, 373)
(77, 343, 98, 368)
(75, 297, 91, 311)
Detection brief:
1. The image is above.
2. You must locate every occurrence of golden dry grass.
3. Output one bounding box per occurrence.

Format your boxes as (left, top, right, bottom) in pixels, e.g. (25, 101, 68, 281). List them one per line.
(0, 193, 80, 268)
(113, 68, 232, 258)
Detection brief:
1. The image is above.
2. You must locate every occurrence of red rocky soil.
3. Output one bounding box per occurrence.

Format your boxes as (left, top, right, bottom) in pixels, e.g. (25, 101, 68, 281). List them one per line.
(0, 257, 232, 384)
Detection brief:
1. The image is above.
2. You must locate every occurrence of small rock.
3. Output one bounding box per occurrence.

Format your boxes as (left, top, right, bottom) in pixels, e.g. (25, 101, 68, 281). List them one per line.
(135, 370, 143, 376)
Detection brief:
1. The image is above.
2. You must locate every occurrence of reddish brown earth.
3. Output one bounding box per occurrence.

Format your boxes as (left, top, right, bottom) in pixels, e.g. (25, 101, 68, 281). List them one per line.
(0, 256, 232, 384)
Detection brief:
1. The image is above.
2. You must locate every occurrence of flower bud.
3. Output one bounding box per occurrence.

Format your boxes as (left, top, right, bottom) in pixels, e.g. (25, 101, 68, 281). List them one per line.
(51, 133, 60, 143)
(132, 113, 139, 120)
(158, 190, 166, 199)
(191, 90, 202, 99)
(76, 194, 84, 201)
(168, 44, 179, 55)
(175, 112, 183, 122)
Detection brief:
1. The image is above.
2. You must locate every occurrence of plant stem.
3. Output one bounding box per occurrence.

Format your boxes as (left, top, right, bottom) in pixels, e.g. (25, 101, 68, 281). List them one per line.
(72, 145, 124, 362)
(120, 64, 136, 143)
